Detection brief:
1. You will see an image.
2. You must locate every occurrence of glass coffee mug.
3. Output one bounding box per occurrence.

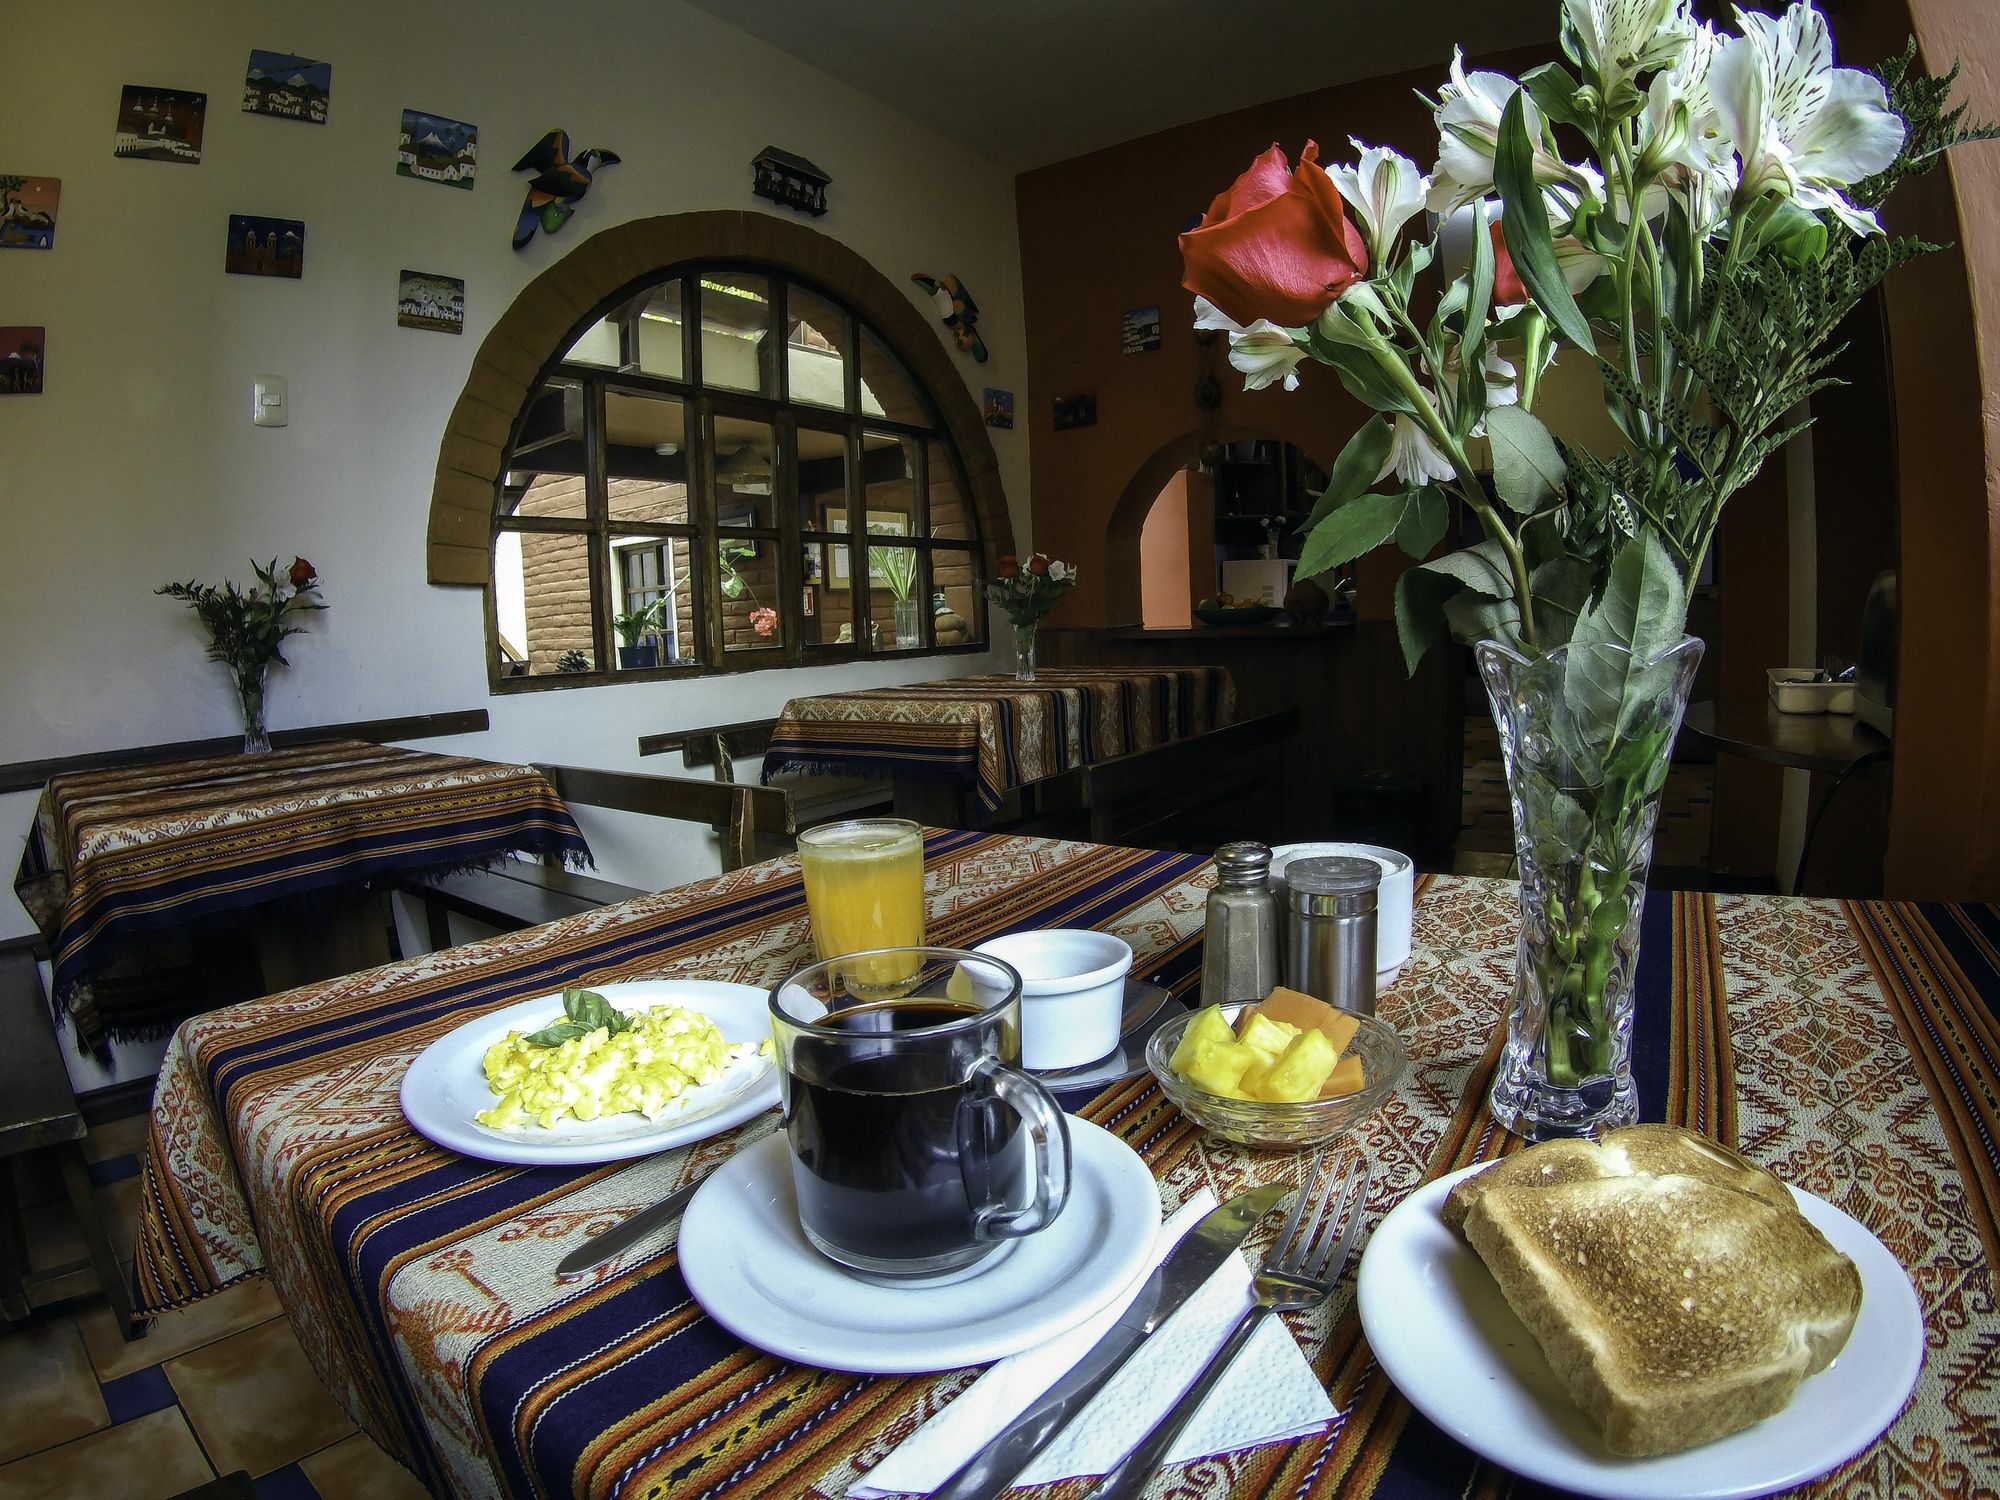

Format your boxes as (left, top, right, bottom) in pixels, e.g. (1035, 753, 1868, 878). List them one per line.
(769, 947, 1072, 1279)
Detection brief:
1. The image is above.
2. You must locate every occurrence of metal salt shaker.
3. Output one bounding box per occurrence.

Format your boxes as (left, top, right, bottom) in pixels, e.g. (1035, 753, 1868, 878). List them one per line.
(1284, 855, 1381, 1017)
(1200, 842, 1280, 1005)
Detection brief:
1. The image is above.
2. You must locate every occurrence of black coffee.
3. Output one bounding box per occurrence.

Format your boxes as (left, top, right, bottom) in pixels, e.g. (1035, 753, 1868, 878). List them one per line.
(786, 1000, 1026, 1270)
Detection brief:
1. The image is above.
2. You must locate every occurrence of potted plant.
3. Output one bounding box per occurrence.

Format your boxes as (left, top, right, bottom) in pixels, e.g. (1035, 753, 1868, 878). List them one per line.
(613, 599, 665, 668)
(869, 531, 923, 648)
(1179, 2, 1990, 1138)
(158, 556, 327, 753)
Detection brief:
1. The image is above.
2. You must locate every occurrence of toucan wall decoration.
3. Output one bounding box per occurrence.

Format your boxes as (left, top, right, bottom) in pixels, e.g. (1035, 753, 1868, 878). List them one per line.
(912, 273, 987, 363)
(511, 129, 619, 250)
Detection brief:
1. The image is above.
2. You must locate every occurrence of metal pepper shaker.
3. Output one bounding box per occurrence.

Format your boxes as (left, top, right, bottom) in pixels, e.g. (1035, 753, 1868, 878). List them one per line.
(1200, 842, 1280, 1006)
(1283, 855, 1381, 1017)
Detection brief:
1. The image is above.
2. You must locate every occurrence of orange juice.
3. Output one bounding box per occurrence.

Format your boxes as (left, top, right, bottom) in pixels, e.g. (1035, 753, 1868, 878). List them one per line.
(798, 820, 925, 983)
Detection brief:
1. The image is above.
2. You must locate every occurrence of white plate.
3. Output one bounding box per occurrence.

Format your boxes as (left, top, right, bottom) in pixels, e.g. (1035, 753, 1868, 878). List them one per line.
(398, 980, 780, 1165)
(1358, 1164, 1923, 1500)
(680, 1118, 1160, 1373)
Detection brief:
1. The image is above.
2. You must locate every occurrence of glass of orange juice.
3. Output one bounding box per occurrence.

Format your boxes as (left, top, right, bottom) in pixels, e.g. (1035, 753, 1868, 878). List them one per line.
(797, 819, 926, 986)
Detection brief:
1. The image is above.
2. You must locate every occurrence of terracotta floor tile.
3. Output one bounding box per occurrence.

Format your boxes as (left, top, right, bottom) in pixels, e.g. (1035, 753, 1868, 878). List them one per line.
(81, 1115, 151, 1164)
(0, 1319, 109, 1464)
(299, 1432, 433, 1500)
(167, 1317, 354, 1478)
(0, 1407, 212, 1500)
(79, 1275, 283, 1381)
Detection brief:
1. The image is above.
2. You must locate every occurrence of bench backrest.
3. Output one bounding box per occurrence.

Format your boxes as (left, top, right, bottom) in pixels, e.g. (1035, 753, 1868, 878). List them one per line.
(533, 764, 795, 873)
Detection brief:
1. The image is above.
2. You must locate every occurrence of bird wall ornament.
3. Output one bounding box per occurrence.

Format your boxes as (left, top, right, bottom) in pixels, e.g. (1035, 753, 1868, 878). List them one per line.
(911, 273, 987, 363)
(511, 129, 619, 250)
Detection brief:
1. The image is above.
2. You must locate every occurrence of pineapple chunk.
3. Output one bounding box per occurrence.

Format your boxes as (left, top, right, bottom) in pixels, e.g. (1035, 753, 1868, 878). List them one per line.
(1182, 1037, 1257, 1098)
(1323, 1053, 1366, 1097)
(1169, 1006, 1239, 1074)
(1239, 1057, 1274, 1098)
(1236, 1013, 1299, 1059)
(1255, 1029, 1337, 1102)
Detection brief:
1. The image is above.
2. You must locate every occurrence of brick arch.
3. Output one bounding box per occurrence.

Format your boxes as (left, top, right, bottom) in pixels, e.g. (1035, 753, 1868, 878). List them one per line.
(425, 210, 1012, 585)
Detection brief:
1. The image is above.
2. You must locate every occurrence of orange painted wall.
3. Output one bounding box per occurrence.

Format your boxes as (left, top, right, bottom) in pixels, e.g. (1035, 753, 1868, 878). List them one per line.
(1139, 471, 1192, 628)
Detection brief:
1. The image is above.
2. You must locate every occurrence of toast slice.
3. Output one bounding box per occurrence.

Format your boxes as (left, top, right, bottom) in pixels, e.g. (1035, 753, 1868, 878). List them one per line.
(1442, 1123, 1793, 1234)
(1461, 1170, 1863, 1455)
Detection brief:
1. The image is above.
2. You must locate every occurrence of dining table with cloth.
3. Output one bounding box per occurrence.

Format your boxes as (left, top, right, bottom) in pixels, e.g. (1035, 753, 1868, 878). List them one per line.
(132, 827, 2000, 1499)
(758, 665, 1236, 818)
(13, 738, 589, 1051)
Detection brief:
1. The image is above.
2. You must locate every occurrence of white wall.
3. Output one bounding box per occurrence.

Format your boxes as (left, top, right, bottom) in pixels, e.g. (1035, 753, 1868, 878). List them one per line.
(1, 0, 1030, 934)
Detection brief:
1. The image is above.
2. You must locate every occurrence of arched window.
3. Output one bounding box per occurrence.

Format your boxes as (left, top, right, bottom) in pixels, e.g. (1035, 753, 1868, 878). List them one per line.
(489, 263, 989, 683)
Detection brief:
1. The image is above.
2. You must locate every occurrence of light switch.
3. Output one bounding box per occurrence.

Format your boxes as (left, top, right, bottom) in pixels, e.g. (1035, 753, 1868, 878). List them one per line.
(252, 376, 288, 427)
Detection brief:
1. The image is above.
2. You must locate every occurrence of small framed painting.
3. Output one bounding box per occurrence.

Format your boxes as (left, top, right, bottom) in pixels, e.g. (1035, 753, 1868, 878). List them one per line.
(243, 51, 331, 124)
(114, 86, 206, 164)
(1122, 306, 1162, 354)
(0, 327, 45, 394)
(398, 110, 478, 189)
(1053, 391, 1097, 430)
(226, 215, 305, 279)
(0, 177, 60, 250)
(982, 387, 1015, 429)
(397, 269, 464, 333)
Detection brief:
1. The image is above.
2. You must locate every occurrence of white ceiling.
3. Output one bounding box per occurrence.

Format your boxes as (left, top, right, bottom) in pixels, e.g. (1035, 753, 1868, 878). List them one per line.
(687, 0, 1555, 172)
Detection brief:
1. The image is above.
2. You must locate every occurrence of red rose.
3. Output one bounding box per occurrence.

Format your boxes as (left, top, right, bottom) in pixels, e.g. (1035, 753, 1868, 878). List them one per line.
(997, 555, 1019, 578)
(1179, 141, 1369, 328)
(1027, 554, 1049, 577)
(1490, 222, 1528, 307)
(288, 557, 317, 590)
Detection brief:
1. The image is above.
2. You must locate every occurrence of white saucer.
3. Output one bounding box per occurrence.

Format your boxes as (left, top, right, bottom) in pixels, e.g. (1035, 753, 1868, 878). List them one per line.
(1358, 1164, 1924, 1500)
(680, 1118, 1160, 1373)
(398, 980, 780, 1165)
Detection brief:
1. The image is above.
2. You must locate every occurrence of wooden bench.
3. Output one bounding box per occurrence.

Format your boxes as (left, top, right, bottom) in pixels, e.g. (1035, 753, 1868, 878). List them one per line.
(637, 718, 893, 836)
(0, 948, 140, 1339)
(400, 764, 793, 940)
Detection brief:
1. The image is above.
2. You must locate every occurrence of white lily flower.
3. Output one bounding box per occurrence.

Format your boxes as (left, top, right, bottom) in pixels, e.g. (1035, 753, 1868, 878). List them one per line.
(1563, 0, 1694, 94)
(1710, 2, 1904, 236)
(1640, 19, 1727, 180)
(1327, 140, 1431, 265)
(1194, 295, 1309, 392)
(1445, 341, 1523, 407)
(1428, 49, 1607, 215)
(1377, 403, 1459, 488)
(1048, 560, 1071, 582)
(1551, 236, 1613, 295)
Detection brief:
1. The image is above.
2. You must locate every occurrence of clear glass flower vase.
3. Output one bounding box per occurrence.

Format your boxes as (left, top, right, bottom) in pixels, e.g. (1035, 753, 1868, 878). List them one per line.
(1013, 620, 1037, 681)
(1476, 634, 1704, 1140)
(236, 663, 271, 754)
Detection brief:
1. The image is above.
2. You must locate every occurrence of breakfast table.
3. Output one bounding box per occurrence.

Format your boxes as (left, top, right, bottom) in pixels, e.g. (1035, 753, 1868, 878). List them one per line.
(14, 739, 589, 1052)
(759, 665, 1236, 819)
(130, 829, 2000, 1499)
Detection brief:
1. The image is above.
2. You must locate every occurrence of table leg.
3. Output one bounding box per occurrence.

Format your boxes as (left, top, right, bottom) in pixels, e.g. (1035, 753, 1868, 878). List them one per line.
(890, 777, 968, 830)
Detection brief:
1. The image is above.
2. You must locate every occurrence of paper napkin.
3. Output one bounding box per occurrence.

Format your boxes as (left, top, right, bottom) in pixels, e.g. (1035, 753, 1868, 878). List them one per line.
(849, 1191, 1337, 1496)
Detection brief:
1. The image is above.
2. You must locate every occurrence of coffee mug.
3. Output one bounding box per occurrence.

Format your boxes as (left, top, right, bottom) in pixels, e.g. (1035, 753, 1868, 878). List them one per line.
(769, 946, 1072, 1279)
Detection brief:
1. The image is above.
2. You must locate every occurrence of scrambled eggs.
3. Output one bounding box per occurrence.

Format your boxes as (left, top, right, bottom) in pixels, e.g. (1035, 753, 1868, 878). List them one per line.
(475, 1001, 767, 1130)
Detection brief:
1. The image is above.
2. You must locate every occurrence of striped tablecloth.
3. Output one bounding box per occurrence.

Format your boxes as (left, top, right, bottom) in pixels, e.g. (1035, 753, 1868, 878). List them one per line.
(14, 739, 588, 1049)
(133, 835, 2000, 1499)
(760, 666, 1236, 815)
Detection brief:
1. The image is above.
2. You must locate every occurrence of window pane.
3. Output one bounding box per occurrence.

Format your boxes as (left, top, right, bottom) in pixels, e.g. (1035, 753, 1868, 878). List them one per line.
(501, 379, 587, 519)
(927, 439, 975, 540)
(610, 533, 694, 668)
(860, 432, 919, 544)
(797, 425, 847, 534)
(857, 329, 928, 425)
(787, 286, 851, 410)
(700, 274, 773, 394)
(565, 313, 623, 369)
(718, 535, 781, 652)
(870, 545, 925, 651)
(712, 414, 778, 529)
(605, 390, 690, 523)
(799, 568, 843, 647)
(495, 530, 595, 675)
(634, 280, 684, 379)
(933, 547, 984, 647)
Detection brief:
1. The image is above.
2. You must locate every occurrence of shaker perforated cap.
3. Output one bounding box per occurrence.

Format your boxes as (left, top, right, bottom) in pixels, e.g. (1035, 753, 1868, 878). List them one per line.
(1211, 840, 1274, 885)
(1284, 856, 1381, 915)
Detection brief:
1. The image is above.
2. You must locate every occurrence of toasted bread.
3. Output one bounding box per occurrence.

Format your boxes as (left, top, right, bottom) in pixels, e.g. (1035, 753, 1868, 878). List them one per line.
(1442, 1123, 1793, 1234)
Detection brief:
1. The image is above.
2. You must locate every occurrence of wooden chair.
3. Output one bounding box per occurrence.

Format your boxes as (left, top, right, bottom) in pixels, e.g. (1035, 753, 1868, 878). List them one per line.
(400, 764, 793, 941)
(0, 949, 141, 1339)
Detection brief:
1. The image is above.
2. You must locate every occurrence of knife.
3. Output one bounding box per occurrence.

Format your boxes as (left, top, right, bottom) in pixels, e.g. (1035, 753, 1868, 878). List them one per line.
(928, 1181, 1290, 1500)
(554, 1167, 715, 1278)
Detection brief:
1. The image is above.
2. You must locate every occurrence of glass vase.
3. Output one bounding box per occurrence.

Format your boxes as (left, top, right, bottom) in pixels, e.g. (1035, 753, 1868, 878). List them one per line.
(894, 596, 924, 650)
(235, 662, 271, 755)
(1476, 634, 1704, 1140)
(1012, 620, 1037, 681)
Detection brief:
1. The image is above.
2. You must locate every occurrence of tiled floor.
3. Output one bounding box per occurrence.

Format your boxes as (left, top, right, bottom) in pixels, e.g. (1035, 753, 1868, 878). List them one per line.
(2, 1114, 433, 1500)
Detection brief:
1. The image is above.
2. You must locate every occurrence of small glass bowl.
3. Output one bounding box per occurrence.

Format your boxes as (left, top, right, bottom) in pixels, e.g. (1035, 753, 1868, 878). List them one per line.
(1145, 1003, 1409, 1149)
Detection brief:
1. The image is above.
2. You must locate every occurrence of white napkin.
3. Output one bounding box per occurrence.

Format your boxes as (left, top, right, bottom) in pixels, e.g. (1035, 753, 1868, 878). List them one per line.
(849, 1191, 1336, 1496)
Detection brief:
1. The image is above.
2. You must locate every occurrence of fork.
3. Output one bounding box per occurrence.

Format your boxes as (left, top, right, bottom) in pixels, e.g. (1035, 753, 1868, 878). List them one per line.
(1083, 1154, 1370, 1500)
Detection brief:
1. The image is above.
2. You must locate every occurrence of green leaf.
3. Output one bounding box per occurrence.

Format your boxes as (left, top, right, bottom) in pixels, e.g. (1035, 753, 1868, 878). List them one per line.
(1485, 405, 1567, 515)
(1298, 418, 1395, 534)
(1562, 532, 1687, 742)
(1521, 61, 1591, 134)
(1587, 896, 1631, 943)
(1296, 489, 1403, 580)
(1315, 341, 1418, 415)
(1528, 557, 1592, 650)
(1394, 540, 1522, 673)
(1394, 565, 1459, 675)
(1494, 92, 1594, 352)
(1395, 486, 1451, 559)
(1444, 589, 1522, 646)
(525, 986, 634, 1046)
